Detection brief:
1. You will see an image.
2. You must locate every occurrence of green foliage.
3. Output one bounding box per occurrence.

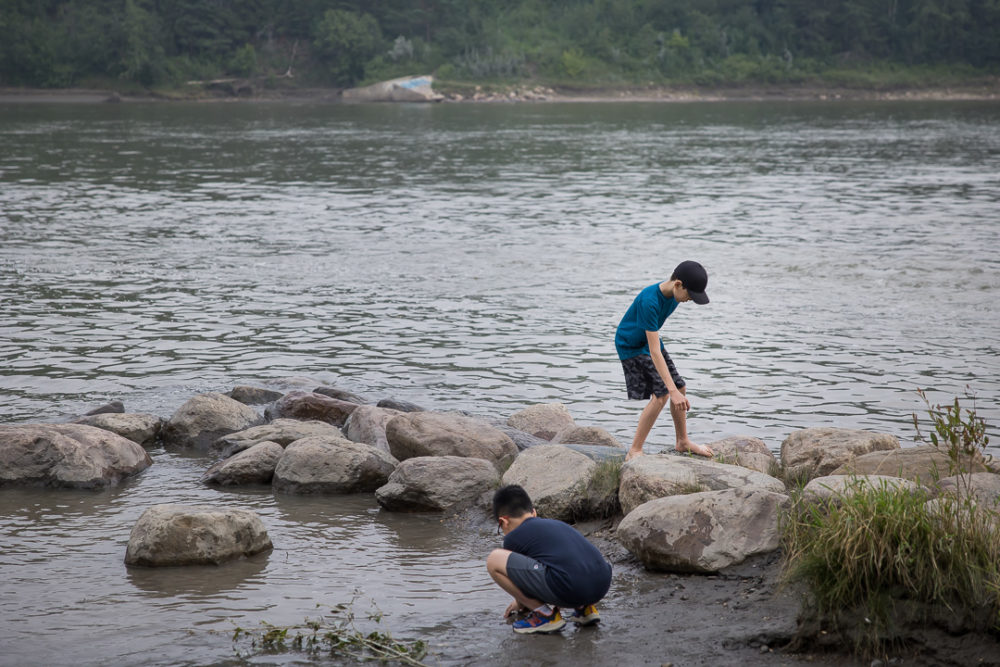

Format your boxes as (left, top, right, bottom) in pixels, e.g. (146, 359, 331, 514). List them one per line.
(561, 48, 587, 78)
(227, 43, 257, 77)
(913, 388, 992, 476)
(312, 9, 382, 86)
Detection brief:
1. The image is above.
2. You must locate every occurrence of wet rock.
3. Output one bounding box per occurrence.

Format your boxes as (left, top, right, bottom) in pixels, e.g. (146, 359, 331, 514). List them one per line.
(619, 454, 786, 516)
(709, 435, 776, 475)
(386, 412, 517, 472)
(272, 436, 398, 494)
(124, 504, 272, 566)
(313, 386, 367, 405)
(934, 472, 1000, 507)
(493, 423, 548, 451)
(161, 392, 264, 450)
(265, 390, 358, 427)
(226, 386, 284, 405)
(551, 425, 623, 448)
(802, 474, 924, 504)
(781, 427, 899, 483)
(506, 403, 575, 440)
(502, 445, 620, 521)
(201, 441, 283, 486)
(617, 488, 790, 573)
(344, 405, 403, 453)
(72, 412, 163, 447)
(375, 456, 499, 513)
(83, 400, 125, 416)
(831, 445, 988, 482)
(0, 423, 152, 489)
(376, 397, 425, 413)
(213, 419, 344, 457)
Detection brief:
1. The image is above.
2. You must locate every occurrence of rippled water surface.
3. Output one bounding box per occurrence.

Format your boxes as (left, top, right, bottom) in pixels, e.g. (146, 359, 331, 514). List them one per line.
(1, 100, 998, 665)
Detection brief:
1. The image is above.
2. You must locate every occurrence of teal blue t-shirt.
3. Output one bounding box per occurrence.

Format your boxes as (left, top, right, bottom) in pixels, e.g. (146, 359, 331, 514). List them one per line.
(615, 282, 678, 360)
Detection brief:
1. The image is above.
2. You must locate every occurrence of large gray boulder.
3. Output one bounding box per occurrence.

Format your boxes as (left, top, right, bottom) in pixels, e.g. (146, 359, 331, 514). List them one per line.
(506, 403, 575, 440)
(710, 435, 776, 475)
(617, 488, 789, 573)
(551, 425, 623, 449)
(618, 454, 786, 516)
(502, 445, 620, 521)
(386, 412, 517, 471)
(802, 474, 924, 504)
(72, 412, 163, 448)
(272, 436, 398, 494)
(830, 445, 989, 482)
(0, 423, 151, 489)
(213, 419, 344, 457)
(265, 390, 358, 427)
(781, 427, 899, 483)
(934, 472, 1000, 507)
(344, 405, 403, 453)
(375, 456, 499, 513)
(124, 504, 272, 566)
(161, 392, 263, 450)
(201, 441, 284, 486)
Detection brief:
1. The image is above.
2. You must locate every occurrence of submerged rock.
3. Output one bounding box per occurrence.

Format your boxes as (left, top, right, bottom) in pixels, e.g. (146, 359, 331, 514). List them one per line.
(386, 411, 517, 471)
(0, 423, 151, 489)
(506, 403, 575, 440)
(618, 454, 785, 516)
(617, 488, 789, 573)
(72, 412, 163, 448)
(780, 427, 899, 483)
(124, 504, 272, 566)
(265, 390, 358, 427)
(502, 445, 619, 521)
(82, 400, 125, 416)
(272, 436, 398, 494)
(375, 456, 499, 513)
(201, 441, 283, 486)
(213, 419, 344, 457)
(161, 392, 264, 450)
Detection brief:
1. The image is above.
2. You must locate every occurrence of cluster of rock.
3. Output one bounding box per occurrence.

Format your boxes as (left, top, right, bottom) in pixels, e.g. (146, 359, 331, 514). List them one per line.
(2, 385, 997, 572)
(444, 85, 557, 103)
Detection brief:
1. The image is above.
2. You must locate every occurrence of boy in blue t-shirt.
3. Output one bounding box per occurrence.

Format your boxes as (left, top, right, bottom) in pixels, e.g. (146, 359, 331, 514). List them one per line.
(615, 260, 713, 461)
(486, 484, 613, 634)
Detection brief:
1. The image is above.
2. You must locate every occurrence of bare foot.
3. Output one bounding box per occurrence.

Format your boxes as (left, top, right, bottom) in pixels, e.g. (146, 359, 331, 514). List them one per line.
(625, 448, 644, 462)
(676, 440, 714, 458)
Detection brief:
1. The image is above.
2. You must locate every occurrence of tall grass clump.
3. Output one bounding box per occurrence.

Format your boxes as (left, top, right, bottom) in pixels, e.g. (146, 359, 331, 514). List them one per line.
(781, 392, 1000, 659)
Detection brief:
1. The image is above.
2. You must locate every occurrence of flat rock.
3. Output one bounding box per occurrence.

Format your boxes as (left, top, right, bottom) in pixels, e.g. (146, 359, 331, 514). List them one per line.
(617, 488, 790, 573)
(161, 392, 264, 450)
(344, 405, 403, 453)
(502, 445, 619, 521)
(830, 445, 987, 483)
(265, 390, 358, 427)
(551, 425, 623, 448)
(124, 504, 272, 566)
(227, 386, 284, 405)
(934, 472, 1000, 507)
(375, 456, 499, 513)
(619, 453, 786, 516)
(386, 411, 517, 471)
(506, 403, 575, 440)
(272, 436, 398, 494)
(72, 412, 163, 447)
(781, 427, 899, 483)
(201, 441, 283, 486)
(709, 435, 776, 475)
(0, 423, 152, 489)
(802, 474, 924, 504)
(213, 419, 344, 457)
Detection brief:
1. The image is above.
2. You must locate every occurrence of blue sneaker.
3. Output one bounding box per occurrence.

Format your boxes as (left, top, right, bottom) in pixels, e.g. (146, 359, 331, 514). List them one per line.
(569, 604, 600, 626)
(512, 608, 565, 634)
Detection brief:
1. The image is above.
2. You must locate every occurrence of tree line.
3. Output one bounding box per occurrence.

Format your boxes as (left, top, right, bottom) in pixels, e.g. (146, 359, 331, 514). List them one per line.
(2, 0, 998, 89)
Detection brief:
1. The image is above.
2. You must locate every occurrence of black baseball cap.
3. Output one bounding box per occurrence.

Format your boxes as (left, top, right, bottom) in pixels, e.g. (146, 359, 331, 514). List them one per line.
(672, 260, 709, 305)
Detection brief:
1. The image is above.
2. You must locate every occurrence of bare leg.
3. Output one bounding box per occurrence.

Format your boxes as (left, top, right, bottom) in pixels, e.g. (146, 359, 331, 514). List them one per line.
(626, 394, 668, 461)
(487, 549, 543, 614)
(672, 386, 713, 457)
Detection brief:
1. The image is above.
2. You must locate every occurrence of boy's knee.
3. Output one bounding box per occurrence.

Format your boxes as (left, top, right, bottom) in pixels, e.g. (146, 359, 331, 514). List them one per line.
(486, 548, 509, 574)
(651, 394, 669, 408)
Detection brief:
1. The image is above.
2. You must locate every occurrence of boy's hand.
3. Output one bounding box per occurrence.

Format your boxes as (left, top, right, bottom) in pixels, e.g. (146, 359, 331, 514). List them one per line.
(669, 388, 690, 411)
(504, 600, 525, 619)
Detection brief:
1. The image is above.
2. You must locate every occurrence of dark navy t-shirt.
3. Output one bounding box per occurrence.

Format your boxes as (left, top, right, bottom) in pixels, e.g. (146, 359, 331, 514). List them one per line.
(503, 517, 612, 607)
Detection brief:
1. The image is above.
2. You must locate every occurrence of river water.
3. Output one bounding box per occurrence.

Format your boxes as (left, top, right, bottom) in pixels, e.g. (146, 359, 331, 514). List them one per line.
(1, 100, 998, 665)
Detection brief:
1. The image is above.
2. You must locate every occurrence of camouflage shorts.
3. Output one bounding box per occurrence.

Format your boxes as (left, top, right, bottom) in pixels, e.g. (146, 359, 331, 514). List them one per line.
(620, 351, 685, 400)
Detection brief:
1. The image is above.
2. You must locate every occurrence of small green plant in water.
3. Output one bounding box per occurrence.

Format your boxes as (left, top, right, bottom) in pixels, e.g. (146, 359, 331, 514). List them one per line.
(912, 387, 992, 476)
(231, 595, 429, 665)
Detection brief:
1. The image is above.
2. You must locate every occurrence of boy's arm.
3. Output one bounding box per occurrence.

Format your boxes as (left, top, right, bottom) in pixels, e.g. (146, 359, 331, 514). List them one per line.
(646, 330, 690, 411)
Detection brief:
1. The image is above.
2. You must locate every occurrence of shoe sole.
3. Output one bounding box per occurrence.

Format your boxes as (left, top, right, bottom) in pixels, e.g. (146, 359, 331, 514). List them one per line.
(570, 616, 600, 626)
(512, 619, 566, 634)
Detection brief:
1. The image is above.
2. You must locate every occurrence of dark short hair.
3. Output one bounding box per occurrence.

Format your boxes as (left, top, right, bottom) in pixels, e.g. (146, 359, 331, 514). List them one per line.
(492, 484, 534, 522)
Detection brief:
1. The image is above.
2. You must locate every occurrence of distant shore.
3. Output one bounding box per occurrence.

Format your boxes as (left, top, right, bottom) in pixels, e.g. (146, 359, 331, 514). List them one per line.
(2, 80, 999, 105)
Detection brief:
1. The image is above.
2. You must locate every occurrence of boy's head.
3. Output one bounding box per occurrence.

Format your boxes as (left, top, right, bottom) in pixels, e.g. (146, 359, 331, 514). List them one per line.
(671, 260, 710, 305)
(492, 484, 535, 533)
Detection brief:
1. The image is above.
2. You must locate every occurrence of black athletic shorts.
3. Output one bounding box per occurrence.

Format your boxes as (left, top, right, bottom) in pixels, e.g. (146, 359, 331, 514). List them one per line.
(621, 350, 685, 400)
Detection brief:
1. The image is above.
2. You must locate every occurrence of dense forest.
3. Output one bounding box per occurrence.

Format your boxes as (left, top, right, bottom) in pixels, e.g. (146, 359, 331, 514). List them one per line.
(1, 0, 998, 90)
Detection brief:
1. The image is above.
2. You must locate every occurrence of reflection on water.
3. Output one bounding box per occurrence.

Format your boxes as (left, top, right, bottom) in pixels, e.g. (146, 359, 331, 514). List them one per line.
(1, 100, 998, 664)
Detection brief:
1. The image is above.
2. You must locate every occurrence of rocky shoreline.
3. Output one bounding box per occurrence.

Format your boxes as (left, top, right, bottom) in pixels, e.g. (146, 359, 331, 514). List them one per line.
(2, 381, 999, 664)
